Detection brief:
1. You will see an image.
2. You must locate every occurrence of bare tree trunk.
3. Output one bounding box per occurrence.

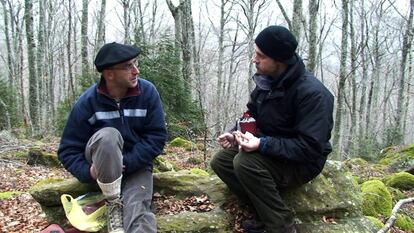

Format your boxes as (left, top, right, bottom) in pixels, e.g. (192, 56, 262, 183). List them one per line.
(25, 0, 39, 135)
(120, 0, 132, 44)
(166, 0, 182, 56)
(95, 0, 106, 54)
(133, 0, 147, 46)
(394, 0, 413, 144)
(402, 52, 412, 136)
(81, 0, 89, 78)
(215, 0, 229, 135)
(46, 0, 57, 123)
(346, 0, 357, 156)
(307, 0, 319, 72)
(66, 0, 75, 103)
(224, 22, 243, 130)
(149, 0, 158, 44)
(332, 0, 349, 159)
(1, 0, 13, 88)
(291, 0, 303, 40)
(358, 0, 369, 153)
(37, 0, 47, 133)
(237, 0, 268, 92)
(166, 0, 194, 91)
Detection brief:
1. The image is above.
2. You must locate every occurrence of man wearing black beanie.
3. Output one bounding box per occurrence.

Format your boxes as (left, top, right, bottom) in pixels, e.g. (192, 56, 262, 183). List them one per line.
(211, 26, 334, 233)
(58, 42, 167, 233)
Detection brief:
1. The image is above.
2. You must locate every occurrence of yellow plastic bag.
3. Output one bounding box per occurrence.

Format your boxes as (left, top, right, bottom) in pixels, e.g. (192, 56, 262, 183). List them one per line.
(61, 193, 107, 232)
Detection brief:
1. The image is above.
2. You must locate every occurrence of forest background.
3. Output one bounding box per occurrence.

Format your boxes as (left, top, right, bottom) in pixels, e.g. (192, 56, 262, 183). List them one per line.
(0, 0, 413, 161)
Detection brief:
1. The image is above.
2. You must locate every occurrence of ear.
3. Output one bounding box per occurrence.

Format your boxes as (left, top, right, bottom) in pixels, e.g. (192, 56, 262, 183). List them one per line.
(102, 69, 114, 81)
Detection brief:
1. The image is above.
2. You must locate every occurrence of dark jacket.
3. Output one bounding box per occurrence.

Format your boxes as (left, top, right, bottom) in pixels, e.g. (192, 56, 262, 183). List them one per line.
(248, 58, 334, 173)
(58, 77, 168, 183)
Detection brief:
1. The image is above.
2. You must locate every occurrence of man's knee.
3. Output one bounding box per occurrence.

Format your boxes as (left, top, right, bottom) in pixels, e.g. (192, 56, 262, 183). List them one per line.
(94, 127, 123, 148)
(233, 152, 262, 175)
(210, 152, 220, 172)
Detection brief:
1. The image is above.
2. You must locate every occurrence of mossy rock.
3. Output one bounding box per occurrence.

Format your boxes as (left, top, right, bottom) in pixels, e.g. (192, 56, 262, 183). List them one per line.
(157, 209, 232, 233)
(382, 172, 414, 190)
(169, 137, 195, 151)
(26, 145, 61, 167)
(283, 161, 363, 222)
(296, 216, 380, 233)
(30, 178, 99, 206)
(0, 191, 22, 200)
(361, 180, 392, 218)
(187, 156, 203, 165)
(153, 170, 230, 204)
(395, 213, 414, 232)
(379, 144, 414, 172)
(154, 157, 175, 172)
(365, 216, 384, 229)
(344, 158, 387, 183)
(387, 187, 407, 203)
(190, 168, 209, 176)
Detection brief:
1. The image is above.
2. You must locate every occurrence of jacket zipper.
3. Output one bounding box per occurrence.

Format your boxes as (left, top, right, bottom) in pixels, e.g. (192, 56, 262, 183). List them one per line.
(116, 100, 124, 125)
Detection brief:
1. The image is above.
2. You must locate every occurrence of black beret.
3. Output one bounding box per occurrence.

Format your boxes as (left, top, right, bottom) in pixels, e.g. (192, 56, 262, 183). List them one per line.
(94, 42, 141, 72)
(255, 26, 298, 65)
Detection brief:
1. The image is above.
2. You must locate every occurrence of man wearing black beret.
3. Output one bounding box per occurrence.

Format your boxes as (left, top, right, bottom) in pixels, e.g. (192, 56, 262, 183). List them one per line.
(58, 42, 167, 233)
(211, 26, 334, 233)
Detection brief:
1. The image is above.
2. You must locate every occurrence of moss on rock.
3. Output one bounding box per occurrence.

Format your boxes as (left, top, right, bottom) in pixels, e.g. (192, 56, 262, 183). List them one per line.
(379, 144, 414, 172)
(395, 213, 414, 232)
(361, 180, 392, 218)
(170, 137, 194, 151)
(382, 172, 414, 190)
(0, 191, 22, 200)
(365, 216, 384, 229)
(190, 168, 209, 176)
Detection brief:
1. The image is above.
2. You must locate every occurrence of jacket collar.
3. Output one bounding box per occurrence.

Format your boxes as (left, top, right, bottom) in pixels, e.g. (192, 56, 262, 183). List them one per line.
(97, 76, 141, 99)
(253, 56, 306, 91)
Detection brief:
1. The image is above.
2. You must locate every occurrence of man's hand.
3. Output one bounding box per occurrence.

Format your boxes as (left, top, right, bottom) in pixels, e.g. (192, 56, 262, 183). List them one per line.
(234, 131, 260, 152)
(217, 132, 236, 148)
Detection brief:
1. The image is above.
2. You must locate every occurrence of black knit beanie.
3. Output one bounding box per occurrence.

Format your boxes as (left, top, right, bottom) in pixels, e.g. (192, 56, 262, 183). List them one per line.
(255, 25, 298, 65)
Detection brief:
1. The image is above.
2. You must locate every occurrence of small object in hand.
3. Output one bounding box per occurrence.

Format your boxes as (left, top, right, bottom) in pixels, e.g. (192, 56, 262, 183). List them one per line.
(239, 111, 257, 136)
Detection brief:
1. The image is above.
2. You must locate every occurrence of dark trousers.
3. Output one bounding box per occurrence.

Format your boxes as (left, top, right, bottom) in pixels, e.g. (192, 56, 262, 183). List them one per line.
(211, 148, 312, 233)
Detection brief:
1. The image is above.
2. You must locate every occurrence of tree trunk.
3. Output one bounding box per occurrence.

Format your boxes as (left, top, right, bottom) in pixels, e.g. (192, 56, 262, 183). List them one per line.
(95, 0, 106, 54)
(357, 0, 369, 153)
(237, 0, 268, 92)
(332, 0, 349, 159)
(121, 0, 131, 44)
(394, 0, 413, 144)
(1, 0, 13, 88)
(166, 0, 194, 90)
(25, 0, 39, 135)
(291, 0, 303, 40)
(133, 0, 147, 46)
(81, 0, 89, 78)
(346, 0, 357, 156)
(307, 0, 319, 73)
(215, 0, 227, 135)
(66, 0, 75, 103)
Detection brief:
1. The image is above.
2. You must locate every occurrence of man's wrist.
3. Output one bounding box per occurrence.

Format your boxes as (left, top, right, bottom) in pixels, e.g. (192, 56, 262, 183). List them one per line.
(259, 137, 268, 153)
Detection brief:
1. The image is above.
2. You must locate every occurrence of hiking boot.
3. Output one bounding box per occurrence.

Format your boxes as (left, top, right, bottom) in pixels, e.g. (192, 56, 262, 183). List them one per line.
(107, 197, 124, 233)
(241, 219, 266, 233)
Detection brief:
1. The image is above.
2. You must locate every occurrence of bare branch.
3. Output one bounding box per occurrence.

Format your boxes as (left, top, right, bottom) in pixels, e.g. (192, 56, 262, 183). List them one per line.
(377, 197, 414, 233)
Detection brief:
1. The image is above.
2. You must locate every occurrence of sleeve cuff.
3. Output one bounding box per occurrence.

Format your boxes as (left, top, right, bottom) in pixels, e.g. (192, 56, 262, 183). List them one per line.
(259, 137, 268, 154)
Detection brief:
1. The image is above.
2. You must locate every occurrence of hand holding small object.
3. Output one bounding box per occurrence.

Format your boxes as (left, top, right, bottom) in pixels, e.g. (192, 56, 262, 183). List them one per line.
(234, 131, 260, 152)
(217, 132, 236, 148)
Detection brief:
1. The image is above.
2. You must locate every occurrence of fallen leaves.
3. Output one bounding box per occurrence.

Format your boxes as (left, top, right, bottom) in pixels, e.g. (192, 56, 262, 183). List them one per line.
(153, 193, 214, 215)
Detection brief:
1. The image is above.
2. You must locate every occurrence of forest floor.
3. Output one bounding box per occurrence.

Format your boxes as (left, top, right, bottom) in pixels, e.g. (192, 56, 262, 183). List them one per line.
(0, 135, 413, 233)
